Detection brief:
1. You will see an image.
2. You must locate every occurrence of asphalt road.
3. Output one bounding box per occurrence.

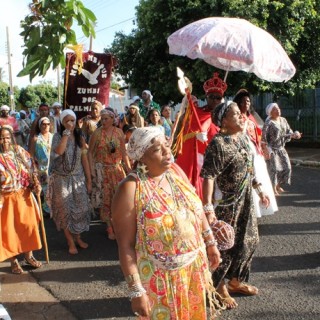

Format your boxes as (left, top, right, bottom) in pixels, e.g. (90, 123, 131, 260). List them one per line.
(10, 166, 320, 319)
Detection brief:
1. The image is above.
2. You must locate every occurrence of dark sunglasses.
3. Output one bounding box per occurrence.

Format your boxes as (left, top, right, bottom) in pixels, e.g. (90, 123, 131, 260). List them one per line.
(207, 95, 222, 100)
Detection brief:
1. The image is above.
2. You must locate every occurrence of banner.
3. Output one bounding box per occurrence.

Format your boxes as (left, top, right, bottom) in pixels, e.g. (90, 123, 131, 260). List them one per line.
(64, 51, 116, 119)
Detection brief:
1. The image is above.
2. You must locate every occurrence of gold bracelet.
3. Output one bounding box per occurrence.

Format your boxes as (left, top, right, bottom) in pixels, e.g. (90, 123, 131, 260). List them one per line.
(125, 273, 140, 284)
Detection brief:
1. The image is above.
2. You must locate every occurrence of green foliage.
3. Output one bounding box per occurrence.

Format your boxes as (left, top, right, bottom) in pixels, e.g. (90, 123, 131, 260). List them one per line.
(19, 0, 96, 81)
(18, 82, 58, 109)
(109, 0, 320, 103)
(0, 82, 20, 108)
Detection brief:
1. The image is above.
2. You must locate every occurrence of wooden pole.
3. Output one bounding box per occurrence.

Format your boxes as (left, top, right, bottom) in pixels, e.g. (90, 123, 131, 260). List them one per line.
(37, 194, 50, 263)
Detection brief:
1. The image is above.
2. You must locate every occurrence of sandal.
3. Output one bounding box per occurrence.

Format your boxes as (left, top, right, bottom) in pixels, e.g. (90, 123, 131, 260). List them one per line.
(11, 259, 24, 274)
(227, 280, 258, 296)
(24, 256, 42, 268)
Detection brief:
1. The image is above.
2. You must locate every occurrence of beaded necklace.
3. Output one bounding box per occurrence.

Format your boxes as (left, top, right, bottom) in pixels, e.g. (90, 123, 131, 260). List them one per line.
(62, 140, 77, 174)
(215, 134, 254, 207)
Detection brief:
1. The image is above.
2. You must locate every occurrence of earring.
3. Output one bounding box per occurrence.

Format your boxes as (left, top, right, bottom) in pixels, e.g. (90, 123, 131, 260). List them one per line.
(220, 127, 227, 134)
(137, 162, 148, 174)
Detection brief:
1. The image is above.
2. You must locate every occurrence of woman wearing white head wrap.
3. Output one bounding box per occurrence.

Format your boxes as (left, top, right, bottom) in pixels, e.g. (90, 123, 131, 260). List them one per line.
(112, 127, 222, 319)
(265, 103, 278, 118)
(29, 116, 53, 215)
(88, 106, 131, 240)
(139, 90, 161, 119)
(262, 103, 302, 195)
(48, 108, 92, 255)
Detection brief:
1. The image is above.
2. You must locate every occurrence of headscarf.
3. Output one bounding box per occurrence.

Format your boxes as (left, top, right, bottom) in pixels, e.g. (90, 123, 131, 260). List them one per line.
(20, 110, 27, 115)
(266, 103, 278, 116)
(127, 127, 164, 161)
(100, 107, 115, 118)
(60, 109, 77, 124)
(142, 90, 153, 101)
(38, 117, 50, 129)
(128, 104, 139, 111)
(213, 101, 234, 127)
(0, 105, 10, 111)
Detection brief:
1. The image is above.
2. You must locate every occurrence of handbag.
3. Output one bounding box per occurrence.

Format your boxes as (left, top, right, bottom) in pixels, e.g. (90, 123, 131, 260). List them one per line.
(210, 220, 235, 251)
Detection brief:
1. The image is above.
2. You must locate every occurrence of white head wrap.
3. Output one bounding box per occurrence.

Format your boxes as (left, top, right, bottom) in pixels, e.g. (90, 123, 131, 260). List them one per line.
(60, 109, 76, 124)
(266, 103, 278, 116)
(0, 105, 10, 111)
(129, 104, 140, 111)
(39, 117, 50, 129)
(142, 90, 153, 101)
(127, 127, 164, 161)
(20, 110, 27, 115)
(214, 101, 234, 127)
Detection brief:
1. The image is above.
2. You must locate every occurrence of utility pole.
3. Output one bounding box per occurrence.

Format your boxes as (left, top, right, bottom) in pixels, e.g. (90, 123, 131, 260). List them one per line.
(57, 66, 61, 103)
(6, 26, 15, 111)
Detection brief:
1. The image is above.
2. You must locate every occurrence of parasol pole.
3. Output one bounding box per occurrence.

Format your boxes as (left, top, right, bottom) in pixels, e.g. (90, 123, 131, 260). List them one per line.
(37, 194, 50, 263)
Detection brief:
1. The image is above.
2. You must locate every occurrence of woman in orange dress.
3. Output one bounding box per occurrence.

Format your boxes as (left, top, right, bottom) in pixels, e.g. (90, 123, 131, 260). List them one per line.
(0, 125, 42, 274)
(88, 107, 131, 240)
(112, 127, 222, 319)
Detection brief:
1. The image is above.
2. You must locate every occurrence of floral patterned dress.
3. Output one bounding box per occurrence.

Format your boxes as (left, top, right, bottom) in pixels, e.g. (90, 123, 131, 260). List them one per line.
(133, 168, 218, 320)
(34, 133, 53, 213)
(201, 133, 259, 287)
(91, 126, 127, 225)
(0, 146, 42, 261)
(47, 134, 91, 234)
(262, 117, 293, 187)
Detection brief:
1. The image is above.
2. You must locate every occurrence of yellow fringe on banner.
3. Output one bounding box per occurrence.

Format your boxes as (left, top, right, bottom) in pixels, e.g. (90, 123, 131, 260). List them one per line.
(66, 44, 84, 74)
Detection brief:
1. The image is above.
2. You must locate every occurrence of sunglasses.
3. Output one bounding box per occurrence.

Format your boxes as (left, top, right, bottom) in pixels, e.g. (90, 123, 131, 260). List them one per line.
(207, 95, 222, 100)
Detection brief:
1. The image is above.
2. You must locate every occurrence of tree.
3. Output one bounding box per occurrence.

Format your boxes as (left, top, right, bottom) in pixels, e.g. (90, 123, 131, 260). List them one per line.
(109, 0, 320, 103)
(0, 82, 20, 108)
(18, 82, 59, 109)
(19, 0, 96, 81)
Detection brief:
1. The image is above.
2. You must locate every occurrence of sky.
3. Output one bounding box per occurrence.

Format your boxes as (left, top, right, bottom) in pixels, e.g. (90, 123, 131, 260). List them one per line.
(0, 0, 139, 88)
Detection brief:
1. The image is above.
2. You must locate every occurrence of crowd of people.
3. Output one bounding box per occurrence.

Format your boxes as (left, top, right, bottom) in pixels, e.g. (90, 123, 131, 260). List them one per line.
(0, 78, 302, 319)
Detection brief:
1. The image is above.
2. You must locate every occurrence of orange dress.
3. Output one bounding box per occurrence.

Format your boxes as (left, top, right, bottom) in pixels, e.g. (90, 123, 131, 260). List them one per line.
(0, 146, 41, 261)
(91, 126, 127, 225)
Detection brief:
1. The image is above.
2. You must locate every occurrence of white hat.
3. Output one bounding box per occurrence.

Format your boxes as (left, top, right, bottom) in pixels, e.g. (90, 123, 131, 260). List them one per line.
(20, 110, 27, 115)
(131, 95, 140, 102)
(0, 105, 10, 111)
(52, 101, 62, 108)
(10, 110, 17, 116)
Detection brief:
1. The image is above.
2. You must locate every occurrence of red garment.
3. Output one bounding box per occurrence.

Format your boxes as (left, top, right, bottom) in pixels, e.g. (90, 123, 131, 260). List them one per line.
(176, 106, 219, 199)
(0, 116, 19, 132)
(245, 114, 263, 154)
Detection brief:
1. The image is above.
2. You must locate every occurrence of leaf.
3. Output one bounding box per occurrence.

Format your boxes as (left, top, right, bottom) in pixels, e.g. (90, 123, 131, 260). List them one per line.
(17, 60, 40, 77)
(59, 33, 67, 44)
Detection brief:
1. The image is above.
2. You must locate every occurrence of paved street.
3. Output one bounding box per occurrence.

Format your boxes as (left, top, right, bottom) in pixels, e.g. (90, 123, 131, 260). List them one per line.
(1, 165, 320, 320)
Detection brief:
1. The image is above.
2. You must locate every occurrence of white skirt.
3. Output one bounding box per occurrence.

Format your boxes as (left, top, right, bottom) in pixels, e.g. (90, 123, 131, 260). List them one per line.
(250, 141, 278, 217)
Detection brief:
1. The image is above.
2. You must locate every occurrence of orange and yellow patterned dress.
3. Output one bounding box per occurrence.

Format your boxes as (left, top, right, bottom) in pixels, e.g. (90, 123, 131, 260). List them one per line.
(92, 126, 127, 225)
(133, 167, 218, 320)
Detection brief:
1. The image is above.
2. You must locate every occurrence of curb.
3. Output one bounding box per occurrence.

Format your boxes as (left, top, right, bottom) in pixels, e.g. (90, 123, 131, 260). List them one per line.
(291, 158, 320, 168)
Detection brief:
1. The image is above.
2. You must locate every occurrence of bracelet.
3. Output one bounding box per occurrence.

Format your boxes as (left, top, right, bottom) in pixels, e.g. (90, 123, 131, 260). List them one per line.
(81, 148, 88, 155)
(125, 273, 140, 284)
(63, 129, 71, 137)
(128, 283, 147, 301)
(205, 238, 218, 248)
(255, 186, 263, 195)
(203, 203, 214, 216)
(253, 182, 262, 189)
(202, 228, 213, 238)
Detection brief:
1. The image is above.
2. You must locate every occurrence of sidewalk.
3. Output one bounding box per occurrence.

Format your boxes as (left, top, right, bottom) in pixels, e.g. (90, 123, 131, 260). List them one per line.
(0, 147, 319, 320)
(287, 146, 320, 167)
(0, 266, 77, 320)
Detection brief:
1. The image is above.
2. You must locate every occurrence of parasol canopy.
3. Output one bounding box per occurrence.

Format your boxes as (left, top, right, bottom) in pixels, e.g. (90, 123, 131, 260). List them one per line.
(167, 17, 296, 82)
